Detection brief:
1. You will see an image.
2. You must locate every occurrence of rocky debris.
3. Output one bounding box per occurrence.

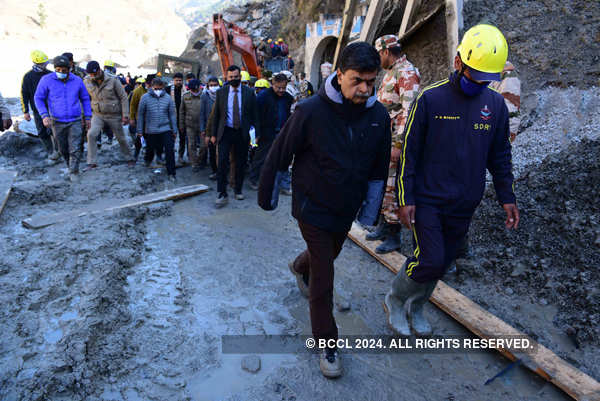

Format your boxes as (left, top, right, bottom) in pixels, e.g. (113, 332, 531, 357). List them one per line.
(241, 355, 261, 373)
(449, 138, 600, 380)
(0, 131, 43, 158)
(511, 87, 600, 176)
(181, 0, 287, 78)
(463, 0, 600, 102)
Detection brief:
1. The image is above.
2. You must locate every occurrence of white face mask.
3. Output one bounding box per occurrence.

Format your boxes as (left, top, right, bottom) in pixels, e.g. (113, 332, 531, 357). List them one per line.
(153, 89, 163, 96)
(208, 86, 219, 93)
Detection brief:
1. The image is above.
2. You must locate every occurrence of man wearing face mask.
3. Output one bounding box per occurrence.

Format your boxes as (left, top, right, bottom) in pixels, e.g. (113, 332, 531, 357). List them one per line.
(179, 79, 205, 172)
(388, 25, 520, 337)
(34, 55, 92, 182)
(200, 76, 220, 179)
(209, 65, 261, 207)
(258, 42, 391, 378)
(62, 52, 86, 80)
(167, 73, 186, 164)
(136, 77, 178, 182)
(248, 73, 293, 193)
(83, 61, 134, 168)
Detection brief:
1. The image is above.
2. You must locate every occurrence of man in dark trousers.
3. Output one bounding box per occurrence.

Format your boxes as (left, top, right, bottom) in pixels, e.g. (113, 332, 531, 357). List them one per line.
(248, 73, 294, 193)
(258, 42, 391, 378)
(209, 65, 260, 207)
(388, 24, 520, 337)
(167, 72, 186, 164)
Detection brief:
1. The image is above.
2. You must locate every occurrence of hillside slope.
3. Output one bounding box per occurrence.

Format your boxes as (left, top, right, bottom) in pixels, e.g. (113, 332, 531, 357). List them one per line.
(0, 0, 190, 96)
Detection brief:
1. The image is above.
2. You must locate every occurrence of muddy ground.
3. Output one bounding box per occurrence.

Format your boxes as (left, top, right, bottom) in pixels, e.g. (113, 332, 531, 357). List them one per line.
(0, 119, 575, 400)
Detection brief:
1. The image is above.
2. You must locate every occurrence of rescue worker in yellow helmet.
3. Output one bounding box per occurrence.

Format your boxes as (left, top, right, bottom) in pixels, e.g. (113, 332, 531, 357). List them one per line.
(254, 78, 270, 95)
(240, 70, 251, 86)
(386, 25, 519, 337)
(104, 60, 117, 78)
(21, 50, 60, 161)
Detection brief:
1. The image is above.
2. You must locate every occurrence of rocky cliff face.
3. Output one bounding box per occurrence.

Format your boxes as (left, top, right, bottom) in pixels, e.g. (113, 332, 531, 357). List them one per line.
(180, 0, 288, 78)
(179, 0, 344, 79)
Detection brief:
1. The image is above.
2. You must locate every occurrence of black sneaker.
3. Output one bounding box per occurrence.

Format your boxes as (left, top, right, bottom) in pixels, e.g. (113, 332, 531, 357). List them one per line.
(209, 172, 217, 181)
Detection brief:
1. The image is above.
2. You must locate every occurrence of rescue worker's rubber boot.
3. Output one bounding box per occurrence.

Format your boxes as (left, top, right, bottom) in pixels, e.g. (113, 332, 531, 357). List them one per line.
(375, 224, 401, 254)
(407, 280, 438, 336)
(384, 262, 427, 336)
(455, 235, 470, 259)
(365, 215, 387, 241)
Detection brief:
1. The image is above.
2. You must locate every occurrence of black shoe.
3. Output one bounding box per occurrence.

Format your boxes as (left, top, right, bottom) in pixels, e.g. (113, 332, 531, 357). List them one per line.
(375, 225, 401, 254)
(366, 216, 387, 241)
(209, 173, 217, 181)
(249, 181, 259, 190)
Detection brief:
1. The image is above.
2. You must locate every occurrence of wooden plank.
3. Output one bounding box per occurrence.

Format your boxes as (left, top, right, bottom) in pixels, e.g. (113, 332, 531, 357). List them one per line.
(359, 0, 386, 43)
(0, 170, 18, 217)
(398, 3, 444, 43)
(348, 223, 600, 401)
(398, 0, 421, 37)
(445, 0, 460, 69)
(333, 0, 360, 70)
(22, 184, 210, 229)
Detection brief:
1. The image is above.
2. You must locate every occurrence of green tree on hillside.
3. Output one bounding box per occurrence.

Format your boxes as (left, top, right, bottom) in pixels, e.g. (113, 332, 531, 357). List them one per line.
(37, 3, 47, 28)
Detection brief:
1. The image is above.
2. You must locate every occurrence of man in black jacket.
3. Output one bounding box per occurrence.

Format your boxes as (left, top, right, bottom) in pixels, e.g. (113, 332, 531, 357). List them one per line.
(209, 65, 261, 207)
(258, 43, 391, 378)
(248, 73, 294, 191)
(20, 50, 58, 161)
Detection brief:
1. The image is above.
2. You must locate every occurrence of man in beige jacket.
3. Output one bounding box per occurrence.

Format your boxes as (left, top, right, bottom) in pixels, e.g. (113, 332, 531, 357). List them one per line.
(84, 61, 133, 167)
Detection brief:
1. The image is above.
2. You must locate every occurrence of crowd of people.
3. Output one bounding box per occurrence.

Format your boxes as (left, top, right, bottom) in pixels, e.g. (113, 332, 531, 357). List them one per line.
(3, 24, 523, 380)
(13, 48, 313, 187)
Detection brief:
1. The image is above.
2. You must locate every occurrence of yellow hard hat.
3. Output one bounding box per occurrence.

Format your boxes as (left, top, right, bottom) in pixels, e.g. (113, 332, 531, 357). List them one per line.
(456, 24, 508, 81)
(31, 50, 49, 64)
(254, 79, 270, 89)
(267, 39, 272, 43)
(136, 77, 146, 83)
(278, 38, 283, 43)
(240, 70, 251, 82)
(104, 60, 115, 68)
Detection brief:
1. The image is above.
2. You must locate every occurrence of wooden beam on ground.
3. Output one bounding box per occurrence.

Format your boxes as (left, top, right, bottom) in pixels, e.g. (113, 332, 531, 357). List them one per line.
(359, 0, 386, 44)
(347, 223, 600, 401)
(0, 170, 18, 217)
(398, 3, 444, 43)
(398, 0, 422, 37)
(333, 0, 359, 70)
(22, 184, 210, 229)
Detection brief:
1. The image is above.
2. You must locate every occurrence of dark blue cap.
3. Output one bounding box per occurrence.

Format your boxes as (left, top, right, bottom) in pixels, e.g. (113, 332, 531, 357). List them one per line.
(86, 61, 101, 73)
(188, 79, 200, 90)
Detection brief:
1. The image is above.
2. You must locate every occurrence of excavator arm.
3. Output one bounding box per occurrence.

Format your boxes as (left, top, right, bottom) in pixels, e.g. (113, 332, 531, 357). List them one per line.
(213, 14, 261, 79)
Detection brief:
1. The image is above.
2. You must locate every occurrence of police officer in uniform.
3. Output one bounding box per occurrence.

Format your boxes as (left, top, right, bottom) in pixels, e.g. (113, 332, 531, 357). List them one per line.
(385, 25, 520, 336)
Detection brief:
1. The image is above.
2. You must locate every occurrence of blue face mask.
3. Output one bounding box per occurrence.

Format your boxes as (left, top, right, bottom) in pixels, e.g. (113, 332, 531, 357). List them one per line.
(55, 72, 68, 80)
(459, 73, 488, 97)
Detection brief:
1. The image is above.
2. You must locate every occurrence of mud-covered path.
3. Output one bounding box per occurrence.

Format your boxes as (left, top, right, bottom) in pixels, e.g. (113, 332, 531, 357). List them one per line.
(0, 135, 570, 400)
(88, 169, 570, 401)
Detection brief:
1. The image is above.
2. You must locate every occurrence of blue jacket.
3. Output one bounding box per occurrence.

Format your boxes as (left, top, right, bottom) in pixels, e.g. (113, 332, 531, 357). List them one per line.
(136, 90, 178, 135)
(397, 72, 516, 216)
(34, 72, 92, 123)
